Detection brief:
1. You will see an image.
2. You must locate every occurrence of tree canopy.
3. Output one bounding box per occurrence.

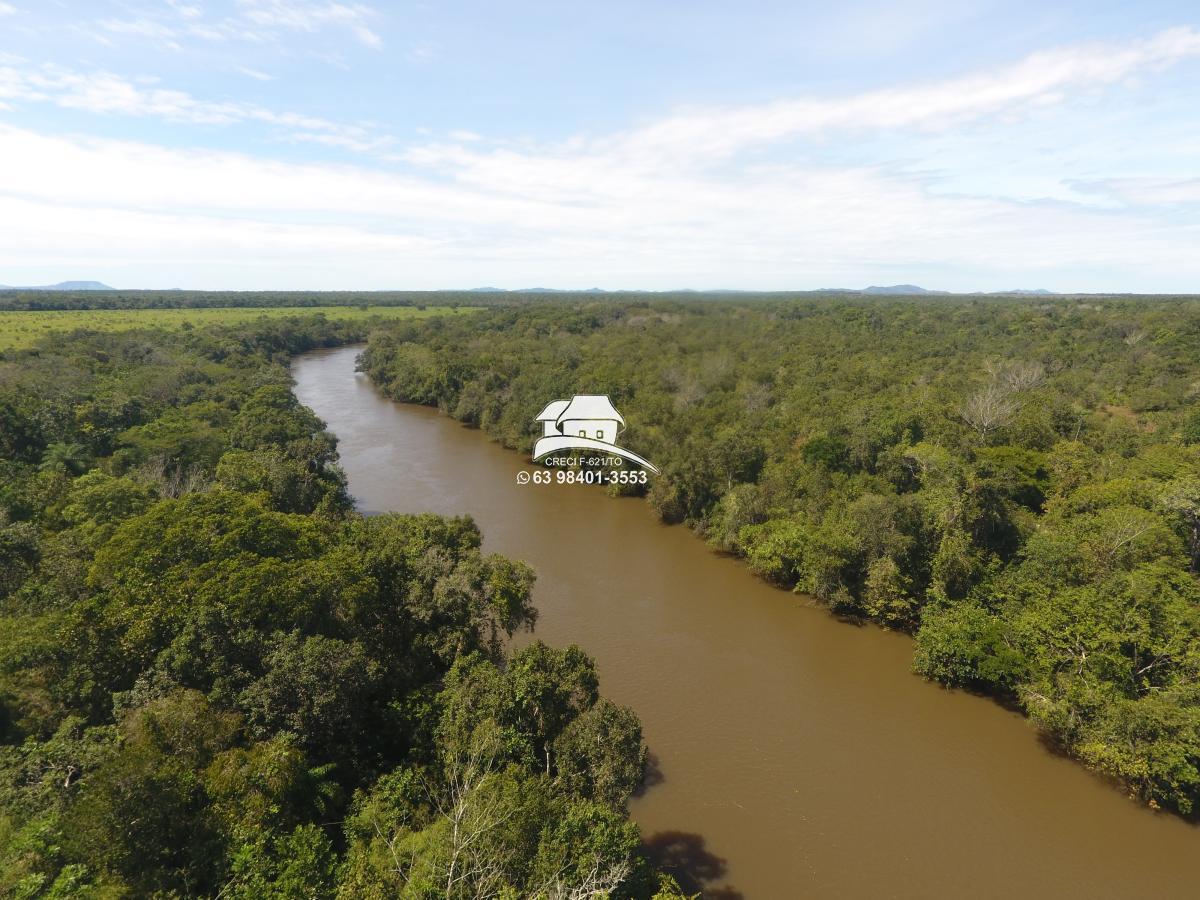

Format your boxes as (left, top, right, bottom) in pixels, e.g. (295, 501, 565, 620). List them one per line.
(361, 294, 1200, 814)
(0, 320, 685, 898)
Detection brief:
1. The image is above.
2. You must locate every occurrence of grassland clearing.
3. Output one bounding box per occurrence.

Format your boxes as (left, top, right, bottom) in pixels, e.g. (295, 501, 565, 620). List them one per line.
(0, 305, 473, 350)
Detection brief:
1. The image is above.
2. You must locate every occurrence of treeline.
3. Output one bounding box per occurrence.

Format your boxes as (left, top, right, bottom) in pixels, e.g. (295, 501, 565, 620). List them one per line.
(0, 290, 481, 311)
(0, 288, 1135, 312)
(360, 296, 1200, 815)
(0, 289, 708, 312)
(0, 320, 685, 897)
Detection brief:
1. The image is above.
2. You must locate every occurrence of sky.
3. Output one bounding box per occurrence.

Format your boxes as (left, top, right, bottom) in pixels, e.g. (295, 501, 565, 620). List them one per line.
(1, 1, 1199, 292)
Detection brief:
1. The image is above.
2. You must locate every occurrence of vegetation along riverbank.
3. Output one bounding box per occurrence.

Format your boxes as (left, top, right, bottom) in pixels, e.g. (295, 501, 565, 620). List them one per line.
(359, 294, 1200, 816)
(0, 316, 688, 897)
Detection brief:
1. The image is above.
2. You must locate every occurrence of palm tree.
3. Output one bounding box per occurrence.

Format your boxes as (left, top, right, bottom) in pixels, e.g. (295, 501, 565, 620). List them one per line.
(39, 441, 92, 475)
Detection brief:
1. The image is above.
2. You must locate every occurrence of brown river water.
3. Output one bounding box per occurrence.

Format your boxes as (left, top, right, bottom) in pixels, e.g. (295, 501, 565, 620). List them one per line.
(293, 345, 1200, 898)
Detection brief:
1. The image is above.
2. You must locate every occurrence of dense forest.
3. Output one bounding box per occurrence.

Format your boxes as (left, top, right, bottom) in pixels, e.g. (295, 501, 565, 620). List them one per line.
(360, 296, 1200, 815)
(0, 319, 686, 898)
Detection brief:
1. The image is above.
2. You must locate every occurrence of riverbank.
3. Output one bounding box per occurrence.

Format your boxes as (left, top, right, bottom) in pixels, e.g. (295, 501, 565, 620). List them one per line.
(293, 344, 1200, 899)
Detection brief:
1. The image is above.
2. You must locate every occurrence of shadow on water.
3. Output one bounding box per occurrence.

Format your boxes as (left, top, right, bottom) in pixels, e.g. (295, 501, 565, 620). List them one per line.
(642, 830, 744, 900)
(634, 751, 665, 797)
(1027, 727, 1200, 824)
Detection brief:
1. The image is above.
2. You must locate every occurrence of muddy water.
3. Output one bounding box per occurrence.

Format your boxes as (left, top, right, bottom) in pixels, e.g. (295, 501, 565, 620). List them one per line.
(293, 346, 1199, 899)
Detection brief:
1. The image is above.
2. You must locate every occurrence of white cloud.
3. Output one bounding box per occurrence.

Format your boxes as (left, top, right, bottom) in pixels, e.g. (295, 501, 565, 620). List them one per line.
(0, 3, 17, 17)
(0, 64, 387, 149)
(99, 18, 183, 50)
(380, 25, 1200, 252)
(235, 65, 275, 81)
(167, 0, 203, 19)
(404, 40, 439, 65)
(353, 24, 382, 49)
(235, 0, 382, 47)
(2, 118, 1197, 291)
(1, 27, 1199, 289)
(1085, 177, 1200, 207)
(97, 0, 383, 50)
(470, 25, 1200, 174)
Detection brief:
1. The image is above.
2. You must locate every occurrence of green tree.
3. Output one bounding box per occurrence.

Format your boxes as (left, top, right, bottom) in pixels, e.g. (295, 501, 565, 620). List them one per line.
(554, 699, 646, 808)
(60, 692, 237, 895)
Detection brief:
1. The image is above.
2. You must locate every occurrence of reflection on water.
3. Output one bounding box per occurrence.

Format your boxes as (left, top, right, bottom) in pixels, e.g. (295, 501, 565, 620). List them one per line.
(295, 346, 1200, 899)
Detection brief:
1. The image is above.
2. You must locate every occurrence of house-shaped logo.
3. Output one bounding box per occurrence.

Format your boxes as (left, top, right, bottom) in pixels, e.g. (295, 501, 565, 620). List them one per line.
(533, 394, 659, 473)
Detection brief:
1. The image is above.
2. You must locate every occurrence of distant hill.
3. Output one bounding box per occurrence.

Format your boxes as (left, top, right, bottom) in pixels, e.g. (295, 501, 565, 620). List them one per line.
(819, 285, 1058, 296)
(518, 287, 607, 294)
(861, 284, 949, 295)
(0, 280, 114, 291)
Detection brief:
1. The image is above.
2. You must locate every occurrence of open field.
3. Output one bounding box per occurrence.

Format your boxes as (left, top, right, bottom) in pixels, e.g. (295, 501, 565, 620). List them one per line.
(0, 305, 473, 350)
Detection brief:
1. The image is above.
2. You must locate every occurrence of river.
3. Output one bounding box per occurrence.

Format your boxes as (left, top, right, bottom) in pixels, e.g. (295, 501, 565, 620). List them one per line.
(293, 345, 1199, 899)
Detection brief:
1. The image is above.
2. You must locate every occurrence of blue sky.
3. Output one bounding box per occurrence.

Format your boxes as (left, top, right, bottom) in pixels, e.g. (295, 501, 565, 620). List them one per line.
(1, 1, 1198, 291)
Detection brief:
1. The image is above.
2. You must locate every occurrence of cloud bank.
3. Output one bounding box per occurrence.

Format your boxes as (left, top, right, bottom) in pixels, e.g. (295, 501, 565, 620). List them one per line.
(1, 25, 1198, 290)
